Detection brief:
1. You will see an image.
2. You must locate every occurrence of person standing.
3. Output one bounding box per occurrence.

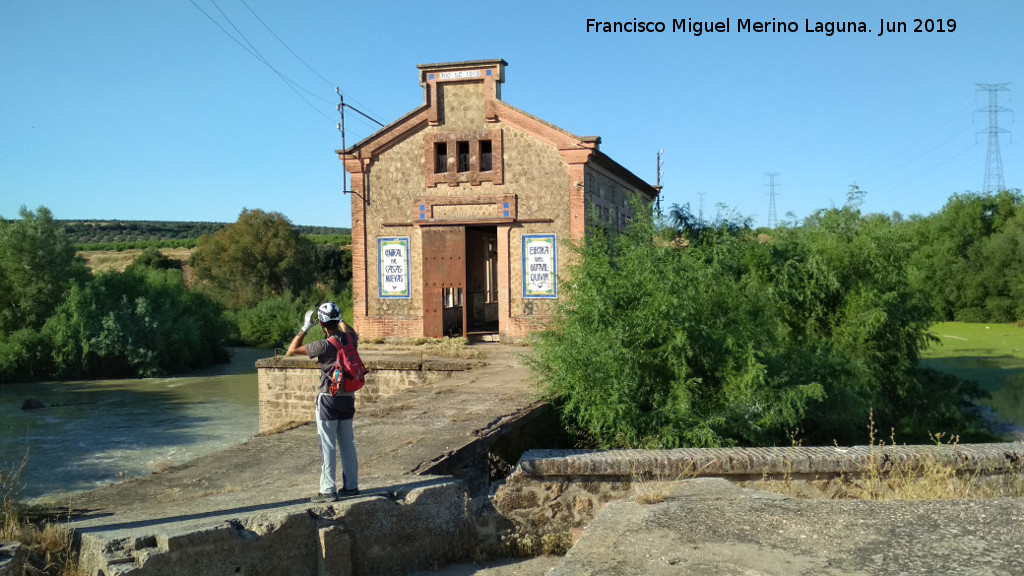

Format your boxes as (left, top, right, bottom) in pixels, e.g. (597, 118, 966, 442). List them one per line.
(287, 301, 360, 502)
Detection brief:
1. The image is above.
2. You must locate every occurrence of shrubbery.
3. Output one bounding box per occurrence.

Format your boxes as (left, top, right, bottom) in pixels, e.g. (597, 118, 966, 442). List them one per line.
(531, 193, 990, 448)
(42, 267, 229, 378)
(0, 206, 353, 382)
(0, 207, 231, 382)
(227, 288, 353, 350)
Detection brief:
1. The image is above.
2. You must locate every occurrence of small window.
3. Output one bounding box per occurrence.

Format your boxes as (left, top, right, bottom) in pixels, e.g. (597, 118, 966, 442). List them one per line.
(434, 142, 448, 174)
(480, 140, 493, 172)
(457, 141, 470, 173)
(442, 287, 463, 308)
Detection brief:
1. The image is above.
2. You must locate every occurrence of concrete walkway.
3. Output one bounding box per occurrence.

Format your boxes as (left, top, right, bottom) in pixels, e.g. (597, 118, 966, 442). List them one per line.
(57, 344, 539, 532)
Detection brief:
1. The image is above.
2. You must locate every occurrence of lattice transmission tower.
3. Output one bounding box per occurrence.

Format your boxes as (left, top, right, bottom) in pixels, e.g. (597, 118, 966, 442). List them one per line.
(765, 172, 780, 228)
(975, 83, 1012, 193)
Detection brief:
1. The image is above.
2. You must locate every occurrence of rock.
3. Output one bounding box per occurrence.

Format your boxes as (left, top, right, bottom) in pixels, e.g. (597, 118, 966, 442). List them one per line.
(0, 541, 27, 576)
(21, 399, 45, 410)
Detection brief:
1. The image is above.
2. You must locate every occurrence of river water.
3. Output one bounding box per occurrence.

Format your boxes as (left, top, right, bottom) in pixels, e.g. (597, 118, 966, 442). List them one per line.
(0, 348, 271, 501)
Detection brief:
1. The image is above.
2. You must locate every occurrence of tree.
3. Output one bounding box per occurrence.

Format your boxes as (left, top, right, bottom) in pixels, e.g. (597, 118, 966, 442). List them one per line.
(40, 267, 229, 379)
(0, 206, 89, 332)
(190, 209, 314, 309)
(530, 205, 825, 448)
(128, 246, 177, 271)
(530, 196, 989, 449)
(907, 190, 1024, 322)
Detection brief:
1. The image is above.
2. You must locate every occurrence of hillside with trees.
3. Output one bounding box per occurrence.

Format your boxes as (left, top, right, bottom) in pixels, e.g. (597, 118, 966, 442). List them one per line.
(60, 219, 350, 250)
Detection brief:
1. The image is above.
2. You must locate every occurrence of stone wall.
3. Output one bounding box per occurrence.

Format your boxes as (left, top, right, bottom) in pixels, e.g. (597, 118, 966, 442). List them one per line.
(491, 443, 1024, 535)
(77, 479, 476, 576)
(356, 113, 572, 341)
(255, 354, 471, 435)
(585, 164, 642, 232)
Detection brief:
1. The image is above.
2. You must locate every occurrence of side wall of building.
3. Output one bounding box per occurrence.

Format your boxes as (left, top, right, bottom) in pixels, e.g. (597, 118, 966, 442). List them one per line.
(584, 163, 646, 233)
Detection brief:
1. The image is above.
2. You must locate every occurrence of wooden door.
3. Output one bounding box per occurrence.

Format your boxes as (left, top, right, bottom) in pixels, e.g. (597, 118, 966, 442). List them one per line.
(422, 226, 466, 338)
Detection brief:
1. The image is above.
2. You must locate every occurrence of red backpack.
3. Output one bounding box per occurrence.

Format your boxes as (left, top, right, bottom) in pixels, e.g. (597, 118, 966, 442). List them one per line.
(326, 335, 366, 395)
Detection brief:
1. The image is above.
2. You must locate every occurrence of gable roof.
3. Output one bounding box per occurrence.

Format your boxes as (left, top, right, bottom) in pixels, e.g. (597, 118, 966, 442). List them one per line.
(336, 60, 658, 198)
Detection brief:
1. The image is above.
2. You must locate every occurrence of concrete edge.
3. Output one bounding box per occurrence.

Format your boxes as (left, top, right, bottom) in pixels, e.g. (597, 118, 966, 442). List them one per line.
(516, 442, 1024, 478)
(256, 355, 477, 372)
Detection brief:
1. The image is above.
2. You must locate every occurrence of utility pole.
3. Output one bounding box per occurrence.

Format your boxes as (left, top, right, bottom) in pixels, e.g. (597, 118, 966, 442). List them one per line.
(655, 149, 665, 217)
(336, 86, 385, 196)
(765, 172, 780, 228)
(975, 83, 1012, 194)
(336, 88, 348, 195)
(697, 192, 706, 225)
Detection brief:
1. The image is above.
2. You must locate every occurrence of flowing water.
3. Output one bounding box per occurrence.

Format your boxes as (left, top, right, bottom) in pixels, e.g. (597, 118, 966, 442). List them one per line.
(0, 348, 271, 501)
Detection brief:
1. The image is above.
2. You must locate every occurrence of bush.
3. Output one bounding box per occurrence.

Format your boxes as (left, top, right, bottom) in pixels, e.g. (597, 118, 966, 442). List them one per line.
(34, 267, 229, 380)
(128, 246, 177, 271)
(531, 208, 824, 448)
(226, 287, 354, 349)
(531, 196, 988, 448)
(230, 294, 306, 349)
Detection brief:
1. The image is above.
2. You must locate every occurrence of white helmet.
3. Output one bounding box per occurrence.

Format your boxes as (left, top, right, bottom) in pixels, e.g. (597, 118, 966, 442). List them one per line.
(317, 301, 342, 323)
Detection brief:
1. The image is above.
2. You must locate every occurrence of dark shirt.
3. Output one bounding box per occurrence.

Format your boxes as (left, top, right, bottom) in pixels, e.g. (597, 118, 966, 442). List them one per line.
(306, 333, 358, 420)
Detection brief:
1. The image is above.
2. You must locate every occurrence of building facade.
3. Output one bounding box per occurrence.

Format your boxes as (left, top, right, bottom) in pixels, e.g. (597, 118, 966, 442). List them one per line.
(338, 59, 658, 341)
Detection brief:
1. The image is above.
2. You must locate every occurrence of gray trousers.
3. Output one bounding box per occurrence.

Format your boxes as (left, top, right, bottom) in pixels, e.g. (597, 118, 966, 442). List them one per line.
(315, 394, 358, 494)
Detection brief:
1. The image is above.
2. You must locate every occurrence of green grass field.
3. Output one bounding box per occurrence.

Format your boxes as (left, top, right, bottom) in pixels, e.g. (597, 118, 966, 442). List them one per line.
(921, 322, 1024, 431)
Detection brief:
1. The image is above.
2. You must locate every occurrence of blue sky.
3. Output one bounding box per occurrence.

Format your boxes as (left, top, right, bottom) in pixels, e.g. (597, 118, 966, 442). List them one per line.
(1, 0, 1021, 228)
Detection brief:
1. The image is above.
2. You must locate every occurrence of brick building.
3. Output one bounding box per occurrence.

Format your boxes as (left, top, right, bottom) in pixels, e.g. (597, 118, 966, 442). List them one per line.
(338, 59, 659, 341)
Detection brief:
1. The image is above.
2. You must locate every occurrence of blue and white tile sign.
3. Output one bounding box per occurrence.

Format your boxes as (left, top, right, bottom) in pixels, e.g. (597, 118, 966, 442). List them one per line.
(523, 234, 557, 298)
(378, 237, 410, 298)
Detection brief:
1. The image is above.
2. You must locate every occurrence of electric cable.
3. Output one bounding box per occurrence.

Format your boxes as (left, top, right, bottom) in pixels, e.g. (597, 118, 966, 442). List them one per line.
(188, 0, 339, 124)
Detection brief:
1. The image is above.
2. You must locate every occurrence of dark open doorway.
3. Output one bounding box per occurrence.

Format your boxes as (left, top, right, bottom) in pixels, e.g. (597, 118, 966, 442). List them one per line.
(465, 226, 499, 335)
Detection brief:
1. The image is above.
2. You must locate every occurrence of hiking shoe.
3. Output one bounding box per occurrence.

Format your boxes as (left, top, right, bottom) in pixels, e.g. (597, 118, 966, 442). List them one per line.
(337, 488, 360, 497)
(310, 491, 337, 503)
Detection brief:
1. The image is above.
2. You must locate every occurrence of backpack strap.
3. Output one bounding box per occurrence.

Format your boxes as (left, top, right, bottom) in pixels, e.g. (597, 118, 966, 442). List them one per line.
(327, 334, 350, 349)
(326, 335, 341, 350)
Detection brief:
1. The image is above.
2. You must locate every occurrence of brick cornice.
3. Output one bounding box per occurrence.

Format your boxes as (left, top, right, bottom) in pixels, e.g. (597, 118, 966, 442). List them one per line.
(337, 107, 431, 163)
(489, 101, 583, 150)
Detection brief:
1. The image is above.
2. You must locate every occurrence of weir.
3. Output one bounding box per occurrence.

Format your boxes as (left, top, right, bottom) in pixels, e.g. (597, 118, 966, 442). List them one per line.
(62, 345, 544, 575)
(36, 347, 1024, 576)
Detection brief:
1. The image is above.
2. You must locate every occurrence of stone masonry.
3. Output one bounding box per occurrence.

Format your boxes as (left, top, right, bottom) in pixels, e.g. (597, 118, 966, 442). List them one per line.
(492, 443, 1024, 535)
(255, 352, 474, 435)
(338, 59, 659, 341)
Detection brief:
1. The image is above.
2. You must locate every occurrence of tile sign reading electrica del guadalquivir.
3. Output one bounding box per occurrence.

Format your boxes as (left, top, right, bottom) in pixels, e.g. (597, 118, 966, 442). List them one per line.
(523, 234, 556, 298)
